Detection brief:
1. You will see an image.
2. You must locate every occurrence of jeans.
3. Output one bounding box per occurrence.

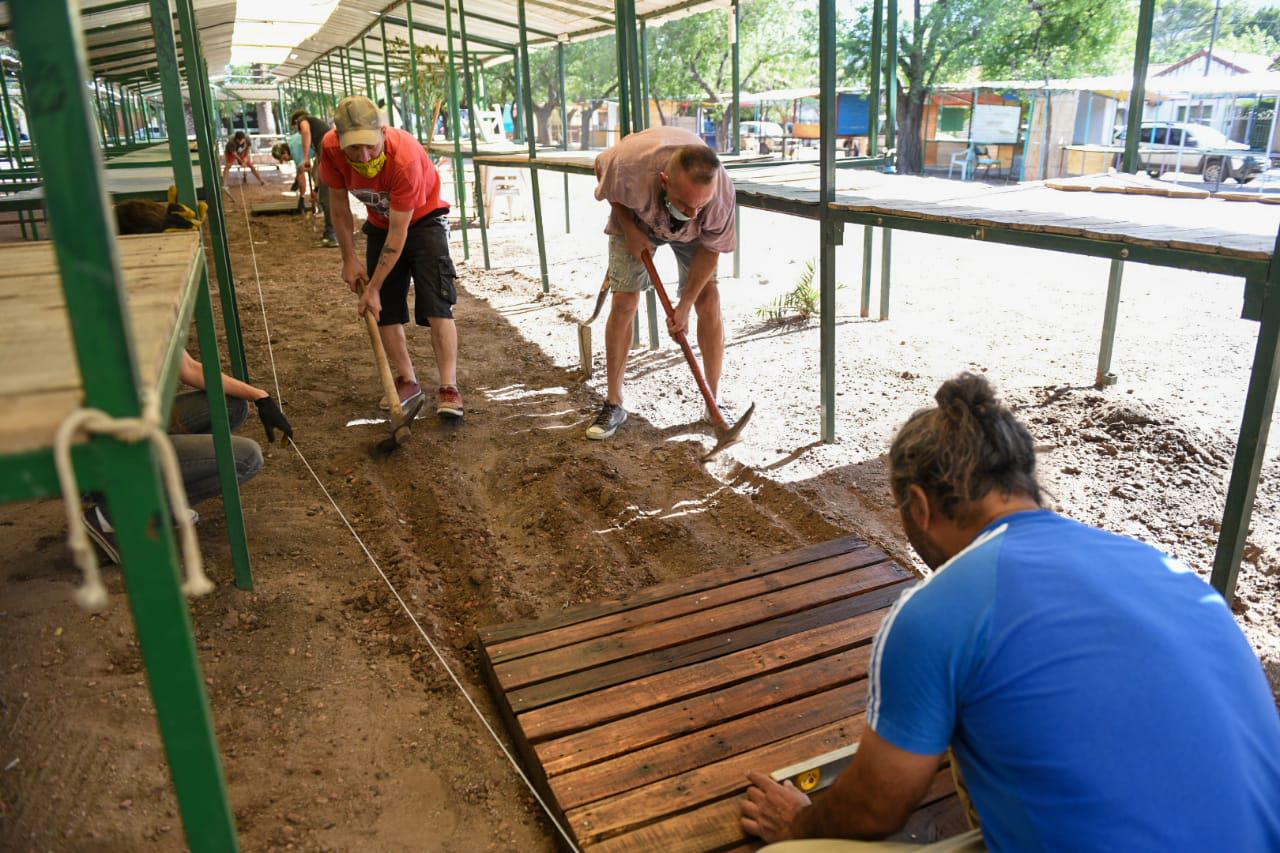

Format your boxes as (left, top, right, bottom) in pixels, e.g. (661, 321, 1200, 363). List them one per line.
(311, 161, 335, 241)
(169, 391, 263, 506)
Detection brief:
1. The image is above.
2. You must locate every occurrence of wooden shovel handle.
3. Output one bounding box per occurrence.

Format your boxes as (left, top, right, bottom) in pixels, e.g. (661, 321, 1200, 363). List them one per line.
(357, 279, 404, 420)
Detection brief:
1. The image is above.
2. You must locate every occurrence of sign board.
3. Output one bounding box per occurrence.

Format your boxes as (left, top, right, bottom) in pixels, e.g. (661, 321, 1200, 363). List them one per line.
(971, 104, 1021, 143)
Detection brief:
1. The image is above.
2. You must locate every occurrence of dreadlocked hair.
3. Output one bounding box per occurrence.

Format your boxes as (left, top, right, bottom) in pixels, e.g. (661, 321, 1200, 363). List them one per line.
(888, 372, 1042, 524)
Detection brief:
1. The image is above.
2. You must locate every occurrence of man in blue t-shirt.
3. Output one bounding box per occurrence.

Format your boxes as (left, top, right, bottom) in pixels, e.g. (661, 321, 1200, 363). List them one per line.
(741, 373, 1280, 852)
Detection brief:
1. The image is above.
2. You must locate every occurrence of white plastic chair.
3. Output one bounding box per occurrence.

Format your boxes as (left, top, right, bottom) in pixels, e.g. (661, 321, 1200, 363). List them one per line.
(947, 150, 971, 180)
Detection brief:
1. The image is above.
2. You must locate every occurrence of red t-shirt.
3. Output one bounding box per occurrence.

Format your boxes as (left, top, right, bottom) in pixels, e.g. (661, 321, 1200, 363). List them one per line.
(319, 126, 449, 229)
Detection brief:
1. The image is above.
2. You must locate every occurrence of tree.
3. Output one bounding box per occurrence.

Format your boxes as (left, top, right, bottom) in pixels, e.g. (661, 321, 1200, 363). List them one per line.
(983, 0, 1129, 175)
(839, 0, 1127, 175)
(646, 0, 810, 150)
(841, 0, 1008, 174)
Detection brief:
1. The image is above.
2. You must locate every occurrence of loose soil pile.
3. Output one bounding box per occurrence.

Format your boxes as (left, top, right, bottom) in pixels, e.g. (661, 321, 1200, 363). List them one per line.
(1, 170, 1275, 850)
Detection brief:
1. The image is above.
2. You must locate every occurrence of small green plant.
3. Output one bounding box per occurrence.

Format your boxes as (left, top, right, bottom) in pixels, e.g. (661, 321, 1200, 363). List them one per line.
(756, 260, 843, 323)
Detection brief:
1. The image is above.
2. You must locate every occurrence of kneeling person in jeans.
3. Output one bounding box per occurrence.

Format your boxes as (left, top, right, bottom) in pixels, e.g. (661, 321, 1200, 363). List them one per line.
(321, 95, 464, 418)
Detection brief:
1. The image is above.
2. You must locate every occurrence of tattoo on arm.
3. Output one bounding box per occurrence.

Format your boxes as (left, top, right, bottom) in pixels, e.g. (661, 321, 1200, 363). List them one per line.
(377, 243, 401, 270)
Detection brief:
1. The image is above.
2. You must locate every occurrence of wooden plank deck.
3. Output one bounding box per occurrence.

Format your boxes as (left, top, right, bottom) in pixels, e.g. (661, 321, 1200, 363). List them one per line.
(478, 536, 968, 851)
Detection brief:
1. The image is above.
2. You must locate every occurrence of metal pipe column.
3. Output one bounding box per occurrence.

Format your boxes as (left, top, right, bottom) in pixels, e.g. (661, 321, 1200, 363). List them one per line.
(860, 0, 883, 318)
(442, 0, 470, 260)
(879, 0, 897, 321)
(818, 0, 840, 443)
(1122, 0, 1156, 174)
(458, 0, 490, 268)
(517, 0, 550, 292)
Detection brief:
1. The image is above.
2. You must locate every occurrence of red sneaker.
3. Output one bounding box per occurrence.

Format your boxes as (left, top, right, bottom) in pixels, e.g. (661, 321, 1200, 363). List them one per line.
(437, 385, 464, 419)
(395, 378, 424, 411)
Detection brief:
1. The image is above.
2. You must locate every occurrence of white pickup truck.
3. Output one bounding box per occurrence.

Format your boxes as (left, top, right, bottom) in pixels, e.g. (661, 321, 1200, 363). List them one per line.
(1114, 122, 1266, 185)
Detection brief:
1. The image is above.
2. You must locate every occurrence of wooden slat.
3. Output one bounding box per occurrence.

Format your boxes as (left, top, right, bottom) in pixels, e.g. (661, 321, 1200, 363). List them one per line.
(551, 681, 870, 809)
(568, 716, 866, 843)
(479, 535, 868, 645)
(489, 546, 890, 664)
(496, 561, 907, 691)
(528, 611, 883, 759)
(506, 580, 912, 713)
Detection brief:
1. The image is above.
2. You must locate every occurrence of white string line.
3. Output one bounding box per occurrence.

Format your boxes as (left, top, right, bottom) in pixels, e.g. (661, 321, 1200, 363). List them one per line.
(235, 183, 282, 403)
(231, 181, 581, 852)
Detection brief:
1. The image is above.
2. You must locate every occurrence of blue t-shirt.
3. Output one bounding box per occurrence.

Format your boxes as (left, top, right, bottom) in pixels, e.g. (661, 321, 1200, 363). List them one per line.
(287, 131, 305, 167)
(868, 510, 1280, 852)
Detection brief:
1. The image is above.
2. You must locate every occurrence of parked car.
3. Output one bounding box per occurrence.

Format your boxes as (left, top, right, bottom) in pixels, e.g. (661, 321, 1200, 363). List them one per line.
(739, 120, 785, 154)
(1114, 122, 1264, 184)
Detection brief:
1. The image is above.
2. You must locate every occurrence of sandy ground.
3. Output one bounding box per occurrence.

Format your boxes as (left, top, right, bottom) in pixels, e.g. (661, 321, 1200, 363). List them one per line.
(0, 165, 1276, 851)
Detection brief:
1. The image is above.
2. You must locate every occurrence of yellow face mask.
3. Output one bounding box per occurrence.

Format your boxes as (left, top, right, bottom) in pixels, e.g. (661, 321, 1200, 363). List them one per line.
(347, 152, 387, 178)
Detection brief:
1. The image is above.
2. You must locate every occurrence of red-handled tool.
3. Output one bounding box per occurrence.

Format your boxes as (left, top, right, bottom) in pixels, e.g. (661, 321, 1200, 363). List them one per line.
(639, 248, 754, 461)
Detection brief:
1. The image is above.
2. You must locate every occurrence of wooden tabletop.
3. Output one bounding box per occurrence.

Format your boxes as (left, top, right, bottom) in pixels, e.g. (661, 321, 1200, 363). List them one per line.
(0, 231, 204, 454)
(0, 164, 204, 210)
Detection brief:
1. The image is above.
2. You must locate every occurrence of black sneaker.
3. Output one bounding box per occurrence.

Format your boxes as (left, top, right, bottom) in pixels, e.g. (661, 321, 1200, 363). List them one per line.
(585, 402, 628, 440)
(82, 506, 120, 565)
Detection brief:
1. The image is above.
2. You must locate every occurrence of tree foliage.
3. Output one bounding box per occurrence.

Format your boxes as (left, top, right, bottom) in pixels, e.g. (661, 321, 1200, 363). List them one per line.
(1150, 0, 1280, 65)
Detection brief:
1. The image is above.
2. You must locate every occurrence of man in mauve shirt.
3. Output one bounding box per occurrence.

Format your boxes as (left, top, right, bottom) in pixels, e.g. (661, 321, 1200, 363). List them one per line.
(585, 126, 737, 441)
(321, 96, 464, 419)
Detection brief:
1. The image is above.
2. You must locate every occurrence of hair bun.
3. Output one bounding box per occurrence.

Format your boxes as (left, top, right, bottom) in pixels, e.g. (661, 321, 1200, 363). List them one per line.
(935, 372, 997, 421)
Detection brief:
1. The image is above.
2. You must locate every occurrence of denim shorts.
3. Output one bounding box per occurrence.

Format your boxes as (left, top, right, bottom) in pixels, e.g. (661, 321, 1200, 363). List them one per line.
(606, 235, 713, 298)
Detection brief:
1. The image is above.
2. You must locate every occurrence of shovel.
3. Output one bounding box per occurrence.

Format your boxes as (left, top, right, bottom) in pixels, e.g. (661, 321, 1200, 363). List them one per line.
(578, 275, 611, 378)
(357, 279, 424, 453)
(638, 249, 754, 462)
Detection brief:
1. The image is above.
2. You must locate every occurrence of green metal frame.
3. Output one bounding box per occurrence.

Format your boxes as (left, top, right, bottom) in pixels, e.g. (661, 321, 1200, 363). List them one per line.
(458, 0, 491, 269)
(4, 0, 243, 848)
(517, 0, 550, 293)
(442, 0, 471, 260)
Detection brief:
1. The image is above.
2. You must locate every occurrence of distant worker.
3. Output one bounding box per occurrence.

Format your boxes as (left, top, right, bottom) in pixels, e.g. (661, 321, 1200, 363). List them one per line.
(319, 96, 464, 419)
(586, 126, 736, 440)
(222, 130, 264, 186)
(270, 137, 316, 215)
(739, 374, 1280, 851)
(290, 108, 338, 248)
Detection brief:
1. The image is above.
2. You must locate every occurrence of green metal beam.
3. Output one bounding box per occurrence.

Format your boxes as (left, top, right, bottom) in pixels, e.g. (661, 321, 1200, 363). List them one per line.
(861, 0, 883, 319)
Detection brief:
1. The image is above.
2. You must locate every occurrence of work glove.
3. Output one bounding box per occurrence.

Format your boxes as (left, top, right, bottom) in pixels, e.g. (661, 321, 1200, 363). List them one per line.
(254, 395, 294, 444)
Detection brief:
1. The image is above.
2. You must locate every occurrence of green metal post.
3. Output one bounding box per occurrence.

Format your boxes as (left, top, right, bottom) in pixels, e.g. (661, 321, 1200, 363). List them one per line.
(880, 0, 897, 320)
(362, 37, 374, 96)
(518, 0, 550, 292)
(964, 88, 979, 180)
(153, 0, 252, 589)
(1212, 242, 1280, 600)
(1095, 259, 1123, 387)
(818, 0, 840, 443)
(175, 0, 250, 382)
(731, 0, 740, 154)
(861, 0, 880, 319)
(93, 78, 108, 147)
(613, 1, 632, 137)
(442, 0, 471, 261)
(458, 0, 491, 269)
(405, 0, 425, 141)
(326, 53, 339, 103)
(343, 47, 354, 96)
(0, 66, 25, 169)
(1122, 0, 1156, 174)
(884, 0, 897, 150)
(380, 16, 397, 128)
(559, 39, 571, 234)
(513, 49, 524, 144)
(12, 3, 238, 849)
(106, 81, 119, 147)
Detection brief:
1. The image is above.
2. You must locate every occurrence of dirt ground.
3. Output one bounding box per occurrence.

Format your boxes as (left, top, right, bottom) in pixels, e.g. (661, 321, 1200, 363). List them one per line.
(1, 165, 1276, 851)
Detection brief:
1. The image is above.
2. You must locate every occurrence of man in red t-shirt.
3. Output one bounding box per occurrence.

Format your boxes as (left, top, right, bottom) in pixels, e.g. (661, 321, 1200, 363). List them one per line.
(320, 96, 463, 418)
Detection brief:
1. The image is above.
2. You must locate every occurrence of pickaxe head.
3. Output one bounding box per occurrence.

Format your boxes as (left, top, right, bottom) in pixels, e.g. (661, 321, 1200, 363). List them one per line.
(702, 402, 755, 462)
(375, 396, 426, 454)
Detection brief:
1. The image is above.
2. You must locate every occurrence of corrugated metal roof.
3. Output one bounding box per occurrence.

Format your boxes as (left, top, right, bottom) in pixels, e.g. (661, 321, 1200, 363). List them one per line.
(271, 0, 731, 81)
(0, 0, 237, 83)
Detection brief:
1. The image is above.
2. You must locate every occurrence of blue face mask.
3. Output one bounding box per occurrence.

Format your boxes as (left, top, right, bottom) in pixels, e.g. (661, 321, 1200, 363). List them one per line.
(664, 193, 692, 222)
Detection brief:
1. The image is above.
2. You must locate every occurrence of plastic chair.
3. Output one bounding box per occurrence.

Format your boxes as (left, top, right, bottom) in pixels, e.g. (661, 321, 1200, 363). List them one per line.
(948, 150, 971, 180)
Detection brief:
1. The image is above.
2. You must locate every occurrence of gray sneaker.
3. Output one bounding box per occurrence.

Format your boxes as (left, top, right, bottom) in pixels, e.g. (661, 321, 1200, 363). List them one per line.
(586, 402, 628, 440)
